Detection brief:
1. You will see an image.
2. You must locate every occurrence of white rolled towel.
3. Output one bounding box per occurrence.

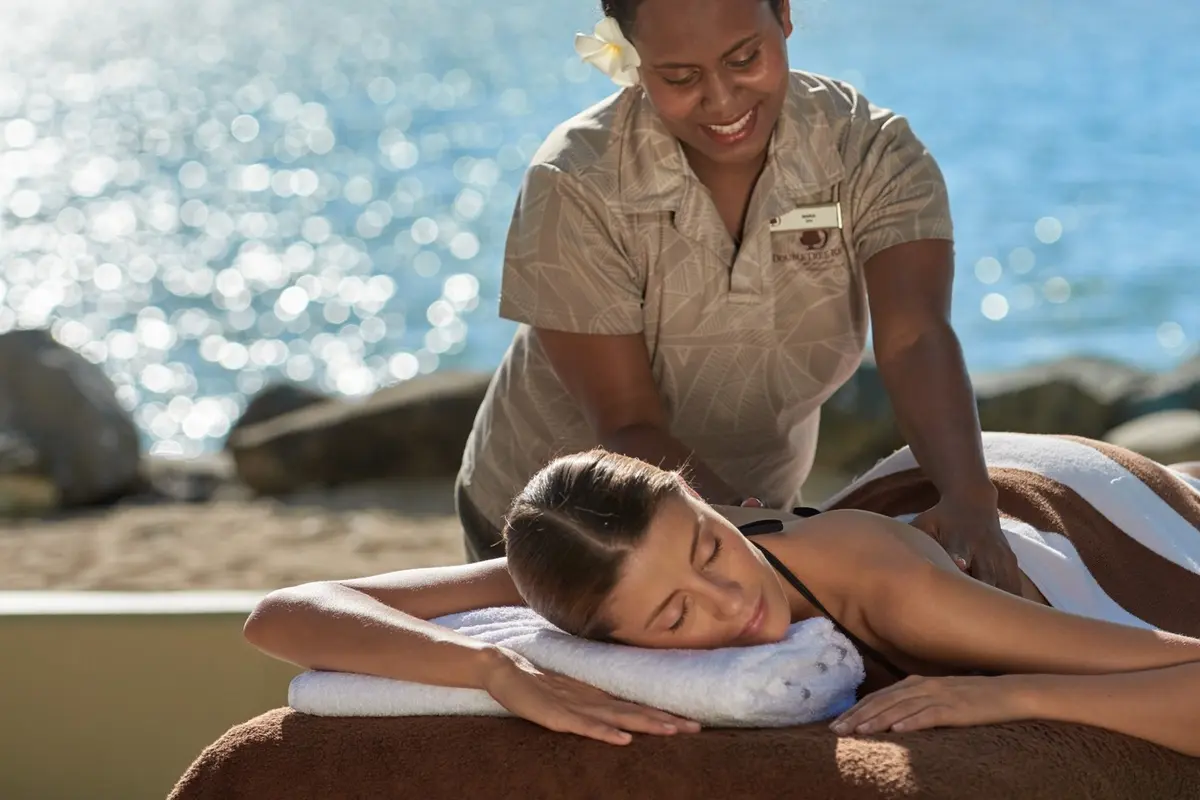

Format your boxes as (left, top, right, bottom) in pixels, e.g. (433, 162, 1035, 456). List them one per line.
(289, 606, 864, 727)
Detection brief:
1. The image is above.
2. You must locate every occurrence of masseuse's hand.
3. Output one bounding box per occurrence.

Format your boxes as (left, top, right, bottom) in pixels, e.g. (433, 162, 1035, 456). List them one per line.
(481, 647, 701, 745)
(911, 497, 1023, 596)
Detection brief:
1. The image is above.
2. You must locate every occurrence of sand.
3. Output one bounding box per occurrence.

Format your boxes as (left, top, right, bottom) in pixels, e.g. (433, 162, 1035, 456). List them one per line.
(0, 479, 466, 591)
(0, 464, 856, 591)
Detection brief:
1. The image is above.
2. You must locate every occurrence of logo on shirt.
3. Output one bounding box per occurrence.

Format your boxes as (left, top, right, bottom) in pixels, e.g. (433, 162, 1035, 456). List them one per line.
(772, 228, 843, 268)
(800, 229, 830, 250)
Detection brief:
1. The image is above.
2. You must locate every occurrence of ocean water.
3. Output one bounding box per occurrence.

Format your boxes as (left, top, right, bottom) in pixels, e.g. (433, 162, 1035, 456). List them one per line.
(0, 0, 1197, 456)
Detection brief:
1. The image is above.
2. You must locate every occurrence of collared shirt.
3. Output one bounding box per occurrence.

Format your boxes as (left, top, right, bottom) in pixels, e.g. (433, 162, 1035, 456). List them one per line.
(459, 70, 953, 528)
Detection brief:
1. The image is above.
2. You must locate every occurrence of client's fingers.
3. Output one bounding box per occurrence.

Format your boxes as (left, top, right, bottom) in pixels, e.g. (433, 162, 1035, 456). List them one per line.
(583, 700, 696, 735)
(556, 713, 633, 745)
(554, 676, 700, 731)
(627, 703, 701, 731)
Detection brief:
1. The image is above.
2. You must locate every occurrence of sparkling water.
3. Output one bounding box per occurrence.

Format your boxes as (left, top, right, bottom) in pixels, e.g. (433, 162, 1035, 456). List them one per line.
(0, 0, 1197, 456)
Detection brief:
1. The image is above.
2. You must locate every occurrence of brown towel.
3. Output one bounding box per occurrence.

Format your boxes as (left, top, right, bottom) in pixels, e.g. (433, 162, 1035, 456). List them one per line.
(826, 435, 1200, 637)
(171, 436, 1200, 800)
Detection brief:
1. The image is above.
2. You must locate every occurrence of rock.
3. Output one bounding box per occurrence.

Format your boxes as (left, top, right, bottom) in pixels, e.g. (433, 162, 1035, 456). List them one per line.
(0, 329, 141, 507)
(1120, 355, 1200, 422)
(0, 431, 59, 516)
(227, 381, 331, 438)
(1103, 409, 1200, 465)
(815, 355, 1149, 474)
(972, 356, 1146, 439)
(226, 371, 493, 495)
(139, 451, 239, 503)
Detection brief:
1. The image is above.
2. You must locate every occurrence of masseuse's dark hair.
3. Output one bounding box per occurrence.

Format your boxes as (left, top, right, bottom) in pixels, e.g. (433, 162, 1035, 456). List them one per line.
(503, 449, 684, 640)
(602, 0, 786, 39)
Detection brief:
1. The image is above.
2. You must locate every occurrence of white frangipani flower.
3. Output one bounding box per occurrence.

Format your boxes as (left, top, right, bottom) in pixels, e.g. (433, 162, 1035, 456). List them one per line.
(573, 17, 642, 88)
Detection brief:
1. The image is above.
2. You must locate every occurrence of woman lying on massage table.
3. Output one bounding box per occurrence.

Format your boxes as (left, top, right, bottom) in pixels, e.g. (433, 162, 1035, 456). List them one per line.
(244, 449, 1200, 758)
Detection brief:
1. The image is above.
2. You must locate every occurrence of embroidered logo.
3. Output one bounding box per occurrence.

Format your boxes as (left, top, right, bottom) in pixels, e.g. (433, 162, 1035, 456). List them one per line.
(772, 229, 843, 267)
(800, 229, 830, 251)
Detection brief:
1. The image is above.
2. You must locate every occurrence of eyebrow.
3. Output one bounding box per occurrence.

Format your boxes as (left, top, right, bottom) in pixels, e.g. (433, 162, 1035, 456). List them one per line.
(643, 514, 703, 630)
(651, 35, 760, 70)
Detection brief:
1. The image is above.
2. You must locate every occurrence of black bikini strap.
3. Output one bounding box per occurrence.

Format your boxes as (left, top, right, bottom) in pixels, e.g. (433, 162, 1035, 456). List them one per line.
(739, 520, 909, 681)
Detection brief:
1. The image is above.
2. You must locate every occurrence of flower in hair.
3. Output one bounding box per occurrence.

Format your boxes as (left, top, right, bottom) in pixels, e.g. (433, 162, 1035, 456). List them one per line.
(573, 17, 642, 87)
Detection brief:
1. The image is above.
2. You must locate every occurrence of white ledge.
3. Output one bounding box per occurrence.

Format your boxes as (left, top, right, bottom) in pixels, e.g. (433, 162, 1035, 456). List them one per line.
(0, 590, 267, 616)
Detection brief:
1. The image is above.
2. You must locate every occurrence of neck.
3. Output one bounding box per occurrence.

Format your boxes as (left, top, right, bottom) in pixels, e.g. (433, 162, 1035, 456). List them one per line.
(682, 144, 769, 190)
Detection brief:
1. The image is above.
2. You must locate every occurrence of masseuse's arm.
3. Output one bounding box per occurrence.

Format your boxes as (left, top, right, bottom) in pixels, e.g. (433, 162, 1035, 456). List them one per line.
(828, 511, 1200, 755)
(536, 329, 742, 505)
(243, 560, 524, 688)
(499, 161, 746, 507)
(864, 241, 991, 505)
(864, 240, 1021, 593)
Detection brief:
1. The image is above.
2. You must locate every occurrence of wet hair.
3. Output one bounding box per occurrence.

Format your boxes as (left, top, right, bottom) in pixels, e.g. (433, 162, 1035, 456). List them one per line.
(502, 449, 684, 640)
(602, 0, 786, 39)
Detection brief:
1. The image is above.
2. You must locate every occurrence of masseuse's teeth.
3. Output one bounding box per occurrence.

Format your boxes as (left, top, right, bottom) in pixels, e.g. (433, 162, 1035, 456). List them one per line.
(707, 110, 752, 135)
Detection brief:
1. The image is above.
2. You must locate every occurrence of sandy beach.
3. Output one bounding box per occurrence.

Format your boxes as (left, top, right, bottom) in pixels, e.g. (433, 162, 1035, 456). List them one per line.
(0, 480, 466, 591)
(0, 466, 860, 591)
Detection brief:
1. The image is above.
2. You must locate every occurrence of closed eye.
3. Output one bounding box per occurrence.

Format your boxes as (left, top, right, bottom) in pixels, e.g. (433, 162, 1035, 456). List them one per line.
(668, 538, 722, 632)
(661, 72, 698, 87)
(668, 598, 689, 632)
(728, 49, 761, 69)
(704, 537, 723, 568)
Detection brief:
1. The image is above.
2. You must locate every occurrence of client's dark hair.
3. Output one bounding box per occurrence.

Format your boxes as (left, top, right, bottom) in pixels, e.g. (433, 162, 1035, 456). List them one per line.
(503, 449, 683, 640)
(602, 0, 785, 39)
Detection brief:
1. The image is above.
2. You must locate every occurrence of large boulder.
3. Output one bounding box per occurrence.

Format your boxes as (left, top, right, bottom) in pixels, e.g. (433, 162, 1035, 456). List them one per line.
(815, 355, 1149, 474)
(972, 356, 1146, 439)
(1103, 409, 1200, 466)
(1119, 355, 1200, 422)
(0, 328, 142, 510)
(227, 381, 331, 438)
(0, 430, 59, 515)
(226, 371, 493, 495)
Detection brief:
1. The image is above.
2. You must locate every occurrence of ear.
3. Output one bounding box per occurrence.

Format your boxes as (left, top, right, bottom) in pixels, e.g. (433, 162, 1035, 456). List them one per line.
(777, 0, 794, 38)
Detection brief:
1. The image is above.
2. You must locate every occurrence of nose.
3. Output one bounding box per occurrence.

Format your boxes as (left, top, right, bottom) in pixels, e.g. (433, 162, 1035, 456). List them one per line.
(700, 71, 740, 117)
(702, 574, 746, 621)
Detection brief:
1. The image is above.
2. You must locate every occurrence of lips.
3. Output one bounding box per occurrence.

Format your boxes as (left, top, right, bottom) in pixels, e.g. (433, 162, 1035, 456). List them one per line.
(738, 595, 766, 641)
(700, 105, 759, 146)
(706, 109, 753, 131)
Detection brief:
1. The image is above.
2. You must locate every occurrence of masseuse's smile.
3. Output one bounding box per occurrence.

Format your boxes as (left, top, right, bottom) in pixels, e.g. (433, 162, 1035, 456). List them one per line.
(701, 104, 759, 146)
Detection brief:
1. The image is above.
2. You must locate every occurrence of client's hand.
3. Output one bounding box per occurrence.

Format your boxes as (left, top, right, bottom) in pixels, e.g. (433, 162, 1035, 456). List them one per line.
(911, 497, 1023, 595)
(481, 647, 701, 745)
(829, 674, 1032, 736)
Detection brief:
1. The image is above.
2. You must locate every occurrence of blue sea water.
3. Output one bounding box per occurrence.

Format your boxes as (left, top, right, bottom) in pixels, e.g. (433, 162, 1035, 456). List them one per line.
(0, 0, 1197, 456)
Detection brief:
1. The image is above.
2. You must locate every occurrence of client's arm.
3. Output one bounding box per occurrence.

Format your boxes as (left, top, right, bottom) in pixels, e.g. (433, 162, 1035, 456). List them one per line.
(243, 561, 697, 745)
(244, 559, 524, 687)
(825, 510, 1200, 756)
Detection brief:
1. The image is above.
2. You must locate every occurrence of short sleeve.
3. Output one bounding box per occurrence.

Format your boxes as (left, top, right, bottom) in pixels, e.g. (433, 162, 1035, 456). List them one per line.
(844, 101, 954, 266)
(498, 163, 644, 335)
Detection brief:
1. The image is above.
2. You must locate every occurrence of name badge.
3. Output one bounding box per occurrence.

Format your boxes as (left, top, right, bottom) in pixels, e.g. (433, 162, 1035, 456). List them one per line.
(769, 203, 843, 232)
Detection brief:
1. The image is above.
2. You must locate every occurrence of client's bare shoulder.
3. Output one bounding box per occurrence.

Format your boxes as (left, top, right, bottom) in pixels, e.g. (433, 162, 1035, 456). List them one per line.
(772, 509, 960, 582)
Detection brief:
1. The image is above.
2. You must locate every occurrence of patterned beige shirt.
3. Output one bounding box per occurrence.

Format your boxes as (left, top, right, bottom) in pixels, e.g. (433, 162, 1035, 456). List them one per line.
(459, 70, 953, 528)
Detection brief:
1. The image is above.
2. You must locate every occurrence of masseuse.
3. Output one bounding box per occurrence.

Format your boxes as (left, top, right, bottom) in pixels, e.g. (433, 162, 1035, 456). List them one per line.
(455, 0, 1022, 594)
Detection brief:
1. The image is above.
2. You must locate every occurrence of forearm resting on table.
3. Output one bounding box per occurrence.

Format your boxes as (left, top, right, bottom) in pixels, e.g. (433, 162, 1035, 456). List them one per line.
(875, 323, 993, 500)
(243, 582, 504, 690)
(603, 423, 742, 505)
(1019, 662, 1200, 757)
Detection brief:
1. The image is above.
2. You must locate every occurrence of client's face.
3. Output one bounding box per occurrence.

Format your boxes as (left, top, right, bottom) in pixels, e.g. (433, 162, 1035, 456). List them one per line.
(602, 492, 793, 649)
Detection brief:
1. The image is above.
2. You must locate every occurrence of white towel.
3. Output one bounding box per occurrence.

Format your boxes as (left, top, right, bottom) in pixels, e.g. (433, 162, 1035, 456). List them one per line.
(289, 607, 864, 727)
